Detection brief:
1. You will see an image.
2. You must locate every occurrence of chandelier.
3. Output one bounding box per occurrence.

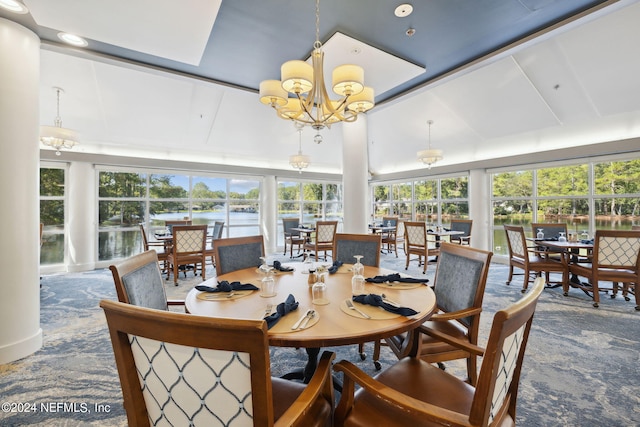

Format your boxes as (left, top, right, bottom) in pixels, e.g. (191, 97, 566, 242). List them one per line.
(259, 0, 374, 143)
(417, 120, 443, 169)
(289, 124, 311, 173)
(40, 87, 79, 156)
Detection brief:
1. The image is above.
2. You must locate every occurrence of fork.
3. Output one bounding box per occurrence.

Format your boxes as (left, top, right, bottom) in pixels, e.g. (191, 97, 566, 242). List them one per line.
(264, 303, 273, 317)
(345, 299, 371, 319)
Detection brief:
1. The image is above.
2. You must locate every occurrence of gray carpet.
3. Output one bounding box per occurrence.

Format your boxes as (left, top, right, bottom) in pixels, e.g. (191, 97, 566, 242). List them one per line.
(1, 251, 639, 426)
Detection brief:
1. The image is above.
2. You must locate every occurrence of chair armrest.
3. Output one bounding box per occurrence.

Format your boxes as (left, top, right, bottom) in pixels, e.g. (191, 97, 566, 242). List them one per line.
(167, 299, 185, 306)
(275, 351, 335, 427)
(333, 359, 470, 426)
(429, 307, 481, 321)
(418, 324, 485, 356)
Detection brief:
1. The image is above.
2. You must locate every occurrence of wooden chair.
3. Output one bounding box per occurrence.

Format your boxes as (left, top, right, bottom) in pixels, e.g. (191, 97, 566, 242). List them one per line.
(381, 216, 402, 257)
(504, 224, 568, 292)
(204, 221, 225, 266)
(213, 235, 265, 276)
(109, 250, 184, 310)
(373, 243, 492, 383)
(303, 221, 338, 262)
(283, 218, 305, 258)
(567, 229, 640, 309)
(334, 233, 381, 267)
(449, 219, 473, 246)
(333, 278, 545, 427)
(139, 224, 168, 272)
(100, 299, 335, 427)
(404, 221, 440, 274)
(166, 224, 208, 285)
(164, 219, 192, 234)
(531, 222, 567, 241)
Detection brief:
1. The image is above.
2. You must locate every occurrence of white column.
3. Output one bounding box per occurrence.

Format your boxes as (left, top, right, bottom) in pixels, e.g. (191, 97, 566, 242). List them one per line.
(261, 175, 277, 255)
(468, 169, 490, 251)
(0, 19, 42, 363)
(68, 161, 97, 271)
(342, 115, 369, 234)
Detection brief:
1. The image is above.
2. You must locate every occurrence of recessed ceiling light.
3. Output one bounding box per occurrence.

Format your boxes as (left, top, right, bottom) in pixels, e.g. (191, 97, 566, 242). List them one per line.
(0, 0, 29, 14)
(394, 4, 413, 18)
(57, 32, 88, 47)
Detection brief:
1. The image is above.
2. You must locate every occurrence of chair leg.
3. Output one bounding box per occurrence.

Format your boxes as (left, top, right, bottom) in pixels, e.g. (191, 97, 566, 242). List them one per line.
(372, 340, 382, 371)
(506, 265, 514, 285)
(357, 343, 366, 360)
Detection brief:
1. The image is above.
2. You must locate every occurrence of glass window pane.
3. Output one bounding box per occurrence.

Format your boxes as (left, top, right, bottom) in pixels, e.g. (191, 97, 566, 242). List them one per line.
(98, 230, 142, 261)
(594, 197, 640, 230)
(594, 159, 640, 195)
(230, 179, 260, 199)
(392, 182, 411, 201)
(40, 200, 64, 226)
(537, 165, 588, 196)
(278, 181, 300, 200)
(325, 202, 343, 223)
(415, 180, 436, 200)
(40, 168, 65, 197)
(441, 177, 468, 199)
(392, 202, 412, 219)
(99, 201, 145, 227)
(149, 201, 190, 225)
(373, 185, 389, 203)
(492, 200, 533, 228)
(192, 176, 226, 199)
(442, 201, 469, 218)
(416, 202, 438, 223)
(538, 198, 589, 222)
(492, 171, 533, 197)
(303, 203, 321, 223)
(326, 183, 342, 201)
(149, 174, 189, 199)
(98, 171, 146, 198)
(303, 183, 323, 201)
(41, 232, 64, 265)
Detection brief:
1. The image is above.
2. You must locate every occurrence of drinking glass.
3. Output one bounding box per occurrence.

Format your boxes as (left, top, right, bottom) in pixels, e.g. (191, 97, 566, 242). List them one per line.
(351, 255, 365, 295)
(312, 280, 329, 305)
(536, 228, 544, 239)
(558, 232, 567, 242)
(352, 255, 364, 276)
(260, 269, 276, 297)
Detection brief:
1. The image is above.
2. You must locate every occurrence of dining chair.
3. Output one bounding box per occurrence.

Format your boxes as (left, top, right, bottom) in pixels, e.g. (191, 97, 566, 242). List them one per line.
(100, 299, 335, 427)
(213, 234, 265, 276)
(303, 221, 338, 262)
(530, 222, 567, 241)
(334, 233, 381, 267)
(109, 250, 184, 311)
(283, 217, 305, 258)
(139, 224, 168, 273)
(373, 243, 492, 384)
(504, 224, 568, 292)
(381, 216, 401, 256)
(404, 221, 440, 274)
(204, 220, 225, 266)
(333, 278, 545, 427)
(449, 218, 473, 246)
(166, 224, 208, 285)
(567, 229, 640, 309)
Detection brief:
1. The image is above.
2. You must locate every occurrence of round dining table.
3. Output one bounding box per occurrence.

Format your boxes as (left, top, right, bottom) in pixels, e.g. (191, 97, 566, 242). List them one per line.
(185, 262, 436, 382)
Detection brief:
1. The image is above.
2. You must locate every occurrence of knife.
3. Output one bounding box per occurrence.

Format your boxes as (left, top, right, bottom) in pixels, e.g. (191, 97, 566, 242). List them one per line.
(291, 309, 311, 330)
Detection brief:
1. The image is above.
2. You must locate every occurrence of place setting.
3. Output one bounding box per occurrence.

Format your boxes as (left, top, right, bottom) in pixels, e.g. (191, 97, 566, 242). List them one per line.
(263, 294, 320, 333)
(194, 280, 259, 301)
(365, 273, 429, 289)
(340, 294, 419, 320)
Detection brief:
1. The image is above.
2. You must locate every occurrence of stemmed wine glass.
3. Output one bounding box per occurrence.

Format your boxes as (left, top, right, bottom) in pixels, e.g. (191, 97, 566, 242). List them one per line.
(351, 255, 365, 295)
(258, 257, 276, 297)
(558, 232, 567, 242)
(536, 228, 544, 240)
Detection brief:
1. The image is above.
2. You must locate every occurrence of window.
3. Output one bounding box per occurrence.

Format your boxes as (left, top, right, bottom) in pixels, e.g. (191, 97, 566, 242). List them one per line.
(40, 166, 66, 265)
(97, 168, 261, 262)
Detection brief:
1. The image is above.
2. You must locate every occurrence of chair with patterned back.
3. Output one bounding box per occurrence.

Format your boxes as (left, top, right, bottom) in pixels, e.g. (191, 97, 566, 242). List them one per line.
(567, 229, 640, 309)
(373, 243, 492, 382)
(283, 218, 305, 258)
(109, 250, 184, 311)
(166, 224, 208, 285)
(139, 224, 168, 272)
(404, 221, 440, 274)
(334, 233, 381, 267)
(100, 299, 335, 427)
(205, 221, 225, 266)
(214, 235, 265, 276)
(449, 219, 473, 246)
(304, 221, 338, 262)
(504, 224, 568, 292)
(380, 216, 401, 257)
(333, 278, 545, 427)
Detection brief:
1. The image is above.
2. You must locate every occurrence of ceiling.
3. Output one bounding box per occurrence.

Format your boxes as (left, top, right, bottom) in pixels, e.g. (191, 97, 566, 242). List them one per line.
(2, 0, 640, 177)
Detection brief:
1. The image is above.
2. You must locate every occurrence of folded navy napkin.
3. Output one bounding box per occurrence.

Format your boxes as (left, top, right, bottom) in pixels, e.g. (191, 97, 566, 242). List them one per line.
(580, 239, 594, 245)
(264, 294, 299, 329)
(352, 294, 418, 316)
(272, 260, 294, 272)
(328, 260, 344, 274)
(195, 281, 259, 293)
(365, 273, 428, 284)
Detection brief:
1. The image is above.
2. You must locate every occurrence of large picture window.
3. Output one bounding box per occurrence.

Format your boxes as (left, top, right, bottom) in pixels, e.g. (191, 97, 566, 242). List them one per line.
(97, 168, 261, 262)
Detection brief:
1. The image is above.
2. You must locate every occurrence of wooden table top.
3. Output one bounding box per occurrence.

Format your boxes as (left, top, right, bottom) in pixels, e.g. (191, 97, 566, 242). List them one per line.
(185, 263, 436, 348)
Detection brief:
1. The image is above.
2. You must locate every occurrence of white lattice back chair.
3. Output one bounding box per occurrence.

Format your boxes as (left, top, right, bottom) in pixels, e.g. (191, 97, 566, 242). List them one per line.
(101, 300, 335, 427)
(166, 225, 208, 285)
(304, 221, 338, 261)
(403, 221, 439, 273)
(332, 278, 545, 427)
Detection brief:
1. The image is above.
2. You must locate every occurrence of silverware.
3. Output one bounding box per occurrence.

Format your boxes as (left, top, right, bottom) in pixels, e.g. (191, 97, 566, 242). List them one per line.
(381, 293, 400, 308)
(345, 299, 371, 319)
(298, 310, 316, 330)
(291, 309, 312, 330)
(264, 304, 273, 317)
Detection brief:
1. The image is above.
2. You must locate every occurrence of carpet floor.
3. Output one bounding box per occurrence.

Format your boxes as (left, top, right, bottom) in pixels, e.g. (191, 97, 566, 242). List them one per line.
(1, 250, 639, 426)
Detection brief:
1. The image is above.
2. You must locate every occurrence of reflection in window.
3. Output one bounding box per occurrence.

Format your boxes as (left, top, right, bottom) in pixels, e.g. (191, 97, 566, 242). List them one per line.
(40, 167, 66, 265)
